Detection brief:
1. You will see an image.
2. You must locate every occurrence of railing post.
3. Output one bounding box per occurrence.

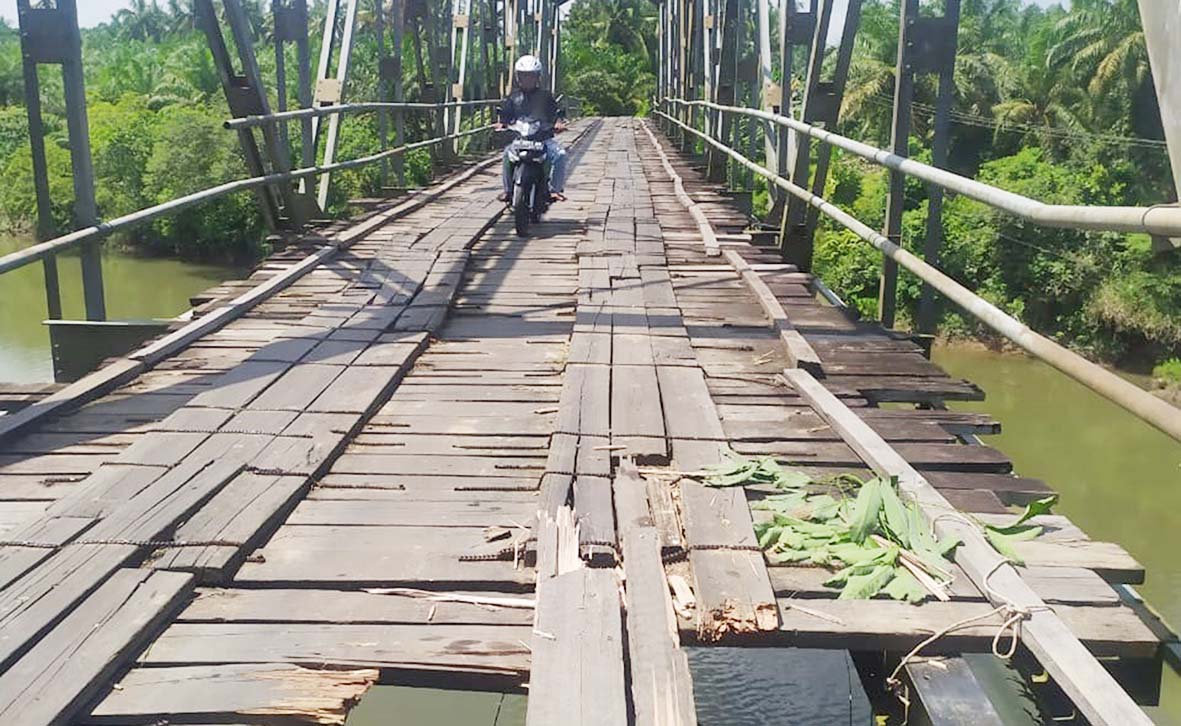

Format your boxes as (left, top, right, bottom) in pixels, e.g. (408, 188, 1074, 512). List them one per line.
(756, 0, 777, 200)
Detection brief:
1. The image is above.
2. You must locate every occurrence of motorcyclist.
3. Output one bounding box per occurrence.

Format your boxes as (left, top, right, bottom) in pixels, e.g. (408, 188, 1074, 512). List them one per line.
(494, 55, 568, 204)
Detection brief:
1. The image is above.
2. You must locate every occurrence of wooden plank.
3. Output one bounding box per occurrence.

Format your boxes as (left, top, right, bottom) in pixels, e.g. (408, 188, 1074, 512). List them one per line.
(86, 663, 378, 725)
(235, 525, 534, 588)
(782, 368, 1153, 725)
(248, 364, 343, 411)
(0, 569, 193, 726)
(574, 475, 616, 565)
(526, 568, 628, 726)
(178, 587, 533, 626)
(611, 364, 668, 461)
(678, 476, 778, 639)
(907, 657, 1008, 726)
(771, 598, 1158, 658)
(137, 622, 531, 674)
(613, 461, 698, 726)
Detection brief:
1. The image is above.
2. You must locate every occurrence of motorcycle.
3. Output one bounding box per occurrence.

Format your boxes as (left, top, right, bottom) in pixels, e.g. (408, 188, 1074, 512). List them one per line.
(504, 117, 554, 237)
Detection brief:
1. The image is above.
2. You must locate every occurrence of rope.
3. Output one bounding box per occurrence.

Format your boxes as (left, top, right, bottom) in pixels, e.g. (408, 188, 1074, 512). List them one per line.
(884, 556, 1052, 724)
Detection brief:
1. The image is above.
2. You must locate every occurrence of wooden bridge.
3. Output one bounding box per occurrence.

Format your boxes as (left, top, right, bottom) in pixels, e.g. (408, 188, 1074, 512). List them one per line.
(0, 117, 1172, 725)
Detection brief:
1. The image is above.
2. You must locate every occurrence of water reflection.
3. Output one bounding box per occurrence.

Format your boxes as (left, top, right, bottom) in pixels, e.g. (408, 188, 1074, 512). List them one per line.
(0, 235, 244, 383)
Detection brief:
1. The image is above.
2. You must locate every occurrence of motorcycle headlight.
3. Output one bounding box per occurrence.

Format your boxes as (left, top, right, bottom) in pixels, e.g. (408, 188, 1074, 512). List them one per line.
(508, 149, 520, 163)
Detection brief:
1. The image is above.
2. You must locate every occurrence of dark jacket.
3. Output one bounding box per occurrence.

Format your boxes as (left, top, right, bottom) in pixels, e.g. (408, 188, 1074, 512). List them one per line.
(497, 87, 565, 139)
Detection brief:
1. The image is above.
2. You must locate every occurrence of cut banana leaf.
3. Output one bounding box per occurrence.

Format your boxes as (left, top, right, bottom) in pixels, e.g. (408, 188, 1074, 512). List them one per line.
(884, 568, 928, 603)
(839, 563, 897, 600)
(848, 478, 884, 544)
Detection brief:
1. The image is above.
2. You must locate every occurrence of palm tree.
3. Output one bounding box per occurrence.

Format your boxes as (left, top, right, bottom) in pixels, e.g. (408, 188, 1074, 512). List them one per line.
(1046, 0, 1152, 131)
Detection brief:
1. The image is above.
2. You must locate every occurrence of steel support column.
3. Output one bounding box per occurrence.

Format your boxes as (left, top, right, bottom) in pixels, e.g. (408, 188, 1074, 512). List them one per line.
(878, 0, 959, 329)
(706, 0, 738, 182)
(17, 0, 103, 320)
(274, 0, 313, 171)
(779, 0, 861, 271)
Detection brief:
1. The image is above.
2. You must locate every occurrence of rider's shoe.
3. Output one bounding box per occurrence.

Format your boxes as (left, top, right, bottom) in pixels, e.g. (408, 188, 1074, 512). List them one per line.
(497, 192, 510, 203)
(549, 191, 567, 203)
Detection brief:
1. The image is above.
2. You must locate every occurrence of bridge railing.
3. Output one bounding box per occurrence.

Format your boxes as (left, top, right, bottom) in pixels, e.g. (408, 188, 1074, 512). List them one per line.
(0, 100, 500, 297)
(656, 98, 1181, 444)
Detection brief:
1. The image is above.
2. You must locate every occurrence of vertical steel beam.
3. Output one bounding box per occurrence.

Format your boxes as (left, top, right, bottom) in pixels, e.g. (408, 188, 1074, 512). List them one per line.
(16, 2, 60, 319)
(376, 0, 390, 186)
(274, 0, 314, 170)
(916, 0, 961, 334)
(707, 0, 739, 182)
(17, 0, 103, 319)
(780, 0, 862, 271)
(878, 0, 917, 329)
(391, 0, 407, 183)
(878, 0, 959, 329)
(58, 1, 104, 321)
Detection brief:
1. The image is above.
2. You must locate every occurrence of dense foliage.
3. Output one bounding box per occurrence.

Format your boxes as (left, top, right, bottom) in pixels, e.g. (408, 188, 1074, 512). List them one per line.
(0, 1, 475, 261)
(559, 0, 1181, 364)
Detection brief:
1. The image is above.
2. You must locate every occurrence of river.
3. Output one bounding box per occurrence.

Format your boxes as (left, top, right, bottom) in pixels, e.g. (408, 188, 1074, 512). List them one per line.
(0, 235, 244, 383)
(935, 344, 1181, 724)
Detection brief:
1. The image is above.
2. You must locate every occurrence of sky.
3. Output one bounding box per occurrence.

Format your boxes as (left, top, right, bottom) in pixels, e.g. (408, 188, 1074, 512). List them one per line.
(1, 0, 1068, 30)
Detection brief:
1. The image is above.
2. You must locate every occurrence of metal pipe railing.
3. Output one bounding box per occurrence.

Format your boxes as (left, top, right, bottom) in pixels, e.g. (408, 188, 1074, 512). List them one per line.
(667, 98, 1181, 237)
(0, 125, 492, 276)
(224, 99, 502, 130)
(653, 110, 1181, 443)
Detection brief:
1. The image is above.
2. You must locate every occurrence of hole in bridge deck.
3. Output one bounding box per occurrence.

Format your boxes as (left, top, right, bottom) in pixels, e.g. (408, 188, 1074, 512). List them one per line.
(686, 647, 874, 725)
(344, 686, 525, 726)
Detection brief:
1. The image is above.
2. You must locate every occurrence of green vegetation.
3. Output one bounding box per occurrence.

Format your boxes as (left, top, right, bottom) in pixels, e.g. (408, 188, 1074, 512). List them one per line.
(1153, 358, 1181, 386)
(559, 0, 1181, 364)
(0, 1, 479, 261)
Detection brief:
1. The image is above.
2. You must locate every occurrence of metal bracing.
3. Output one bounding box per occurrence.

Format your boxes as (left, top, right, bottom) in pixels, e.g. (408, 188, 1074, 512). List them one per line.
(16, 0, 103, 321)
(778, 0, 862, 271)
(312, 0, 361, 209)
(445, 0, 473, 154)
(756, 0, 777, 190)
(197, 0, 306, 231)
(879, 0, 960, 329)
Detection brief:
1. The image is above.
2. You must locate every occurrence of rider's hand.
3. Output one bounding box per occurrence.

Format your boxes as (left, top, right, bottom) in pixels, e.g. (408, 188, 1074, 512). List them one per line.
(493, 122, 506, 131)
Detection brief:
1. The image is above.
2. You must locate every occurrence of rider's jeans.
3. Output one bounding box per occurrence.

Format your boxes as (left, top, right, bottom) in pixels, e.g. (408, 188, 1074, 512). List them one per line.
(503, 138, 568, 196)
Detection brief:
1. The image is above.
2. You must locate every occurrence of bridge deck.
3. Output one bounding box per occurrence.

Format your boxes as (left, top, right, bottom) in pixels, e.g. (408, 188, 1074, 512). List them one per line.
(0, 118, 1164, 725)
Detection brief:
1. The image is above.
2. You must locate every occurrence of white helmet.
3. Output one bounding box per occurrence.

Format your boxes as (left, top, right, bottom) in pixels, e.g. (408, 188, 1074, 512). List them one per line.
(514, 55, 543, 75)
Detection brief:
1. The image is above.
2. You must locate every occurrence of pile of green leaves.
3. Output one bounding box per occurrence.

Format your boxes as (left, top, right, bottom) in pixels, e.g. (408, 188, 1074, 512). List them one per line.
(752, 476, 960, 603)
(705, 451, 1059, 602)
